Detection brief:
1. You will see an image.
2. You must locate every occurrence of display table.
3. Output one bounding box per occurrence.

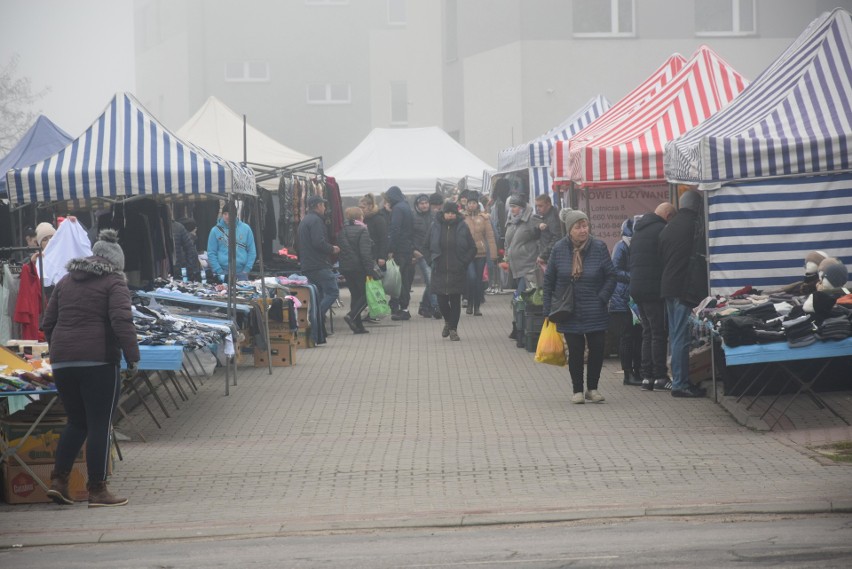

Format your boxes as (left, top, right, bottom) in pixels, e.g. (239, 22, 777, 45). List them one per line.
(722, 337, 852, 430)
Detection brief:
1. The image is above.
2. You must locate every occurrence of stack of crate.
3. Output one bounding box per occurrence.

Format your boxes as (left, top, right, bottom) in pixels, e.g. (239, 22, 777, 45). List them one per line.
(524, 303, 546, 352)
(288, 285, 315, 349)
(1, 404, 88, 504)
(252, 297, 297, 367)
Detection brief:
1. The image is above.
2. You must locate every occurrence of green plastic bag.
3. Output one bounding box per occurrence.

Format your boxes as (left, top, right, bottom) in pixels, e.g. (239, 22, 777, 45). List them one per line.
(383, 258, 402, 298)
(366, 277, 392, 317)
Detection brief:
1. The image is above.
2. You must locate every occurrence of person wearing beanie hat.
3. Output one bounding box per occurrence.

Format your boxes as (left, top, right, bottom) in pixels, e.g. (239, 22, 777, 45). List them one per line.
(385, 185, 416, 320)
(426, 197, 477, 341)
(542, 204, 616, 404)
(659, 195, 708, 398)
(505, 192, 540, 339)
(207, 202, 257, 281)
(41, 228, 139, 508)
(35, 222, 56, 250)
(428, 192, 444, 206)
(413, 193, 440, 318)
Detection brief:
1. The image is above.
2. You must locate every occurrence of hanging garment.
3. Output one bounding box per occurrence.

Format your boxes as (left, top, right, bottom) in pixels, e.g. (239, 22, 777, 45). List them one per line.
(40, 218, 93, 286)
(13, 261, 43, 341)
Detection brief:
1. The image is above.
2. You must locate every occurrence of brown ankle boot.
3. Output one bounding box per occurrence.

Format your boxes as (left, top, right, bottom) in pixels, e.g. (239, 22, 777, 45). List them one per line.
(87, 481, 128, 508)
(47, 470, 74, 505)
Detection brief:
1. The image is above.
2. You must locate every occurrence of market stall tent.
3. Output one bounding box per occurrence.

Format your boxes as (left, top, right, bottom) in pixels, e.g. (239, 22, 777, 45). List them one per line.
(327, 127, 494, 197)
(0, 115, 73, 199)
(5, 92, 256, 205)
(496, 95, 610, 197)
(550, 54, 687, 186)
(664, 8, 852, 294)
(177, 96, 313, 191)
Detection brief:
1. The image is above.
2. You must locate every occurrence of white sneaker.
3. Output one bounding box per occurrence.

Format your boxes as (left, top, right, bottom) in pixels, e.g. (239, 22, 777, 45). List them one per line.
(585, 389, 605, 403)
(571, 392, 585, 404)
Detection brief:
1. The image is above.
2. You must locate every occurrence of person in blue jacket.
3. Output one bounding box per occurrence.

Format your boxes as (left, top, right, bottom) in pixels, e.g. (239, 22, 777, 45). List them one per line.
(542, 208, 617, 405)
(609, 217, 643, 387)
(207, 203, 256, 281)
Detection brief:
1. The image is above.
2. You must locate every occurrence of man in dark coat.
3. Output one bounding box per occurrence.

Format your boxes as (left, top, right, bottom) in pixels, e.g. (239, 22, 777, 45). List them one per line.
(629, 202, 676, 391)
(385, 185, 415, 320)
(412, 193, 439, 318)
(533, 193, 564, 262)
(298, 195, 340, 343)
(172, 219, 200, 280)
(658, 190, 706, 398)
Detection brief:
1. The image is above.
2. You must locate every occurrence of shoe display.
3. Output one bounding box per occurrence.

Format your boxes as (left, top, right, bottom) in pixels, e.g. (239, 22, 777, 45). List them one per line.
(585, 389, 605, 403)
(449, 329, 460, 341)
(640, 379, 654, 391)
(654, 378, 673, 391)
(442, 324, 450, 338)
(672, 385, 707, 398)
(571, 392, 585, 404)
(343, 314, 359, 333)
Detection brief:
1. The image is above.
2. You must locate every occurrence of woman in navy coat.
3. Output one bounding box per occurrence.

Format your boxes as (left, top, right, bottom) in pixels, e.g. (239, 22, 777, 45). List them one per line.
(542, 209, 617, 404)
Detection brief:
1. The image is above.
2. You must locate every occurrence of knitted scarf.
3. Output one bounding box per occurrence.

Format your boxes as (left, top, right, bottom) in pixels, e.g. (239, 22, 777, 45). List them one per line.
(571, 237, 589, 280)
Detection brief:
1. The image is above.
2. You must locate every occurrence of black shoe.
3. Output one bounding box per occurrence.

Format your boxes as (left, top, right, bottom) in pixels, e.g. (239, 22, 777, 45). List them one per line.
(672, 385, 707, 398)
(466, 306, 473, 315)
(343, 314, 359, 333)
(432, 310, 443, 320)
(473, 309, 482, 316)
(623, 372, 644, 387)
(640, 379, 654, 391)
(353, 328, 370, 334)
(363, 316, 380, 324)
(418, 306, 432, 318)
(655, 378, 673, 391)
(391, 309, 411, 321)
(442, 324, 450, 338)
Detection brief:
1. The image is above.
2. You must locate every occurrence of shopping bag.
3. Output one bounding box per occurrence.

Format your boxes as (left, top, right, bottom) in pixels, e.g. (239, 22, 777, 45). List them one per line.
(383, 258, 402, 298)
(534, 318, 566, 366)
(366, 277, 392, 318)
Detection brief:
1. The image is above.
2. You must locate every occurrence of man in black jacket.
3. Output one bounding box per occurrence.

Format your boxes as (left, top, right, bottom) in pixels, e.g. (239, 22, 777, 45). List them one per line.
(412, 194, 439, 318)
(658, 190, 706, 398)
(298, 195, 340, 342)
(385, 186, 415, 321)
(629, 202, 676, 391)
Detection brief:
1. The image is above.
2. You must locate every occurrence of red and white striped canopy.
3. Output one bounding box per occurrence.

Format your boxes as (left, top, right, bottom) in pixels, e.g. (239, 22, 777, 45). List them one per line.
(554, 47, 747, 188)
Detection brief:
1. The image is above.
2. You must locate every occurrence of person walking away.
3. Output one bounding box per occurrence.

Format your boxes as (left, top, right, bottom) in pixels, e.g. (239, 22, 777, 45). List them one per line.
(463, 191, 498, 316)
(542, 209, 617, 404)
(359, 193, 389, 323)
(504, 193, 539, 339)
(297, 195, 340, 343)
(41, 229, 140, 507)
(658, 190, 707, 398)
(609, 218, 643, 386)
(412, 194, 439, 318)
(206, 203, 256, 281)
(629, 202, 677, 391)
(427, 201, 477, 341)
(385, 186, 416, 321)
(338, 207, 374, 334)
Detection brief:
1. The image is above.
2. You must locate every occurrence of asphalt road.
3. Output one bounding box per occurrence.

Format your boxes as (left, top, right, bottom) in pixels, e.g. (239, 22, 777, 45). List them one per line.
(3, 514, 851, 568)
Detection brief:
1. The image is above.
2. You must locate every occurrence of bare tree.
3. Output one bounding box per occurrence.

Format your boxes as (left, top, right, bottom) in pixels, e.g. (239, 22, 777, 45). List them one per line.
(0, 53, 50, 156)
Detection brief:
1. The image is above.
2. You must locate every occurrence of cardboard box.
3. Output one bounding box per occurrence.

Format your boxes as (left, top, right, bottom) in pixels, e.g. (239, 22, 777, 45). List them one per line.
(2, 462, 88, 504)
(294, 328, 315, 349)
(288, 285, 312, 308)
(1, 418, 85, 465)
(254, 341, 296, 367)
(267, 323, 295, 342)
(296, 307, 310, 329)
(688, 344, 713, 384)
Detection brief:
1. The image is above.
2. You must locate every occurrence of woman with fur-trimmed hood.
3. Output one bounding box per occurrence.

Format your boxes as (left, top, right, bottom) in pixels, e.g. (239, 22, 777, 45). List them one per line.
(41, 229, 139, 508)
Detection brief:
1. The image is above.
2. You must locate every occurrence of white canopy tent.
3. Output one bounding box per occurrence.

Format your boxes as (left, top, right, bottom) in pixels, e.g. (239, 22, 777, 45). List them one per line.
(327, 127, 494, 197)
(177, 96, 314, 190)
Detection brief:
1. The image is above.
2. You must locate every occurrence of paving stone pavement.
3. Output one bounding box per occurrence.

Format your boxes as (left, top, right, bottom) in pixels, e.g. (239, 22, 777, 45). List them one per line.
(1, 287, 851, 546)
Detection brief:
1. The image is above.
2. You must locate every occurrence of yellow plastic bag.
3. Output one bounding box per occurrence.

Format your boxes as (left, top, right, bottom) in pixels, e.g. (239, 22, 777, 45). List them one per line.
(534, 318, 566, 366)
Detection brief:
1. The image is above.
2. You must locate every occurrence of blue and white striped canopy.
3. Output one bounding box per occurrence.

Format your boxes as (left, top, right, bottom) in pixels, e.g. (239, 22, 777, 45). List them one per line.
(5, 92, 256, 204)
(706, 173, 852, 295)
(496, 95, 610, 196)
(665, 9, 852, 188)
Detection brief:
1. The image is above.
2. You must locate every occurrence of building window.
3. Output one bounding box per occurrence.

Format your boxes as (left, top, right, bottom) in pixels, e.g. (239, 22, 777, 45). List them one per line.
(695, 0, 756, 36)
(388, 0, 406, 25)
(573, 0, 635, 38)
(306, 83, 352, 104)
(445, 0, 458, 62)
(224, 61, 270, 82)
(390, 81, 408, 124)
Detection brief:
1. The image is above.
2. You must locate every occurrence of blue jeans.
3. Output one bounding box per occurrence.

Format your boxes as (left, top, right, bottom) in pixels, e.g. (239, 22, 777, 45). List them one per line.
(416, 257, 437, 309)
(665, 297, 691, 391)
(305, 268, 340, 316)
(466, 257, 486, 311)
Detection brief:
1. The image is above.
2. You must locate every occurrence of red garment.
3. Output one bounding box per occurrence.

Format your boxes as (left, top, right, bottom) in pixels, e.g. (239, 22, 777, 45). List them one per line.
(13, 262, 44, 341)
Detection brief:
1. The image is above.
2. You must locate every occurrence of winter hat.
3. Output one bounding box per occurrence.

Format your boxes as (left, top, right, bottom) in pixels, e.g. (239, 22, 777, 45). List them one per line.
(221, 203, 237, 216)
(415, 193, 430, 205)
(678, 189, 702, 211)
(442, 201, 459, 214)
(428, 192, 444, 206)
(307, 195, 328, 209)
(35, 222, 56, 246)
(805, 250, 828, 274)
(92, 229, 125, 270)
(820, 259, 848, 289)
(506, 193, 526, 208)
(559, 208, 589, 231)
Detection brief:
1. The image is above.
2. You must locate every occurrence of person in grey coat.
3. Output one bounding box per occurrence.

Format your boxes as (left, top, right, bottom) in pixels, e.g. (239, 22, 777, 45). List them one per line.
(542, 209, 617, 405)
(505, 193, 540, 339)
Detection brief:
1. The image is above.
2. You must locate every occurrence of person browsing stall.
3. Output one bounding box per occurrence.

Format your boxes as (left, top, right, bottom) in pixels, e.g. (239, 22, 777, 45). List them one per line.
(298, 195, 340, 342)
(206, 203, 256, 281)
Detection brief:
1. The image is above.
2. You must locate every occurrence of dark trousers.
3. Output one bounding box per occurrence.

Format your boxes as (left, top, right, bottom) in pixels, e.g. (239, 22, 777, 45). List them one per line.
(466, 257, 487, 311)
(637, 299, 668, 380)
(564, 331, 606, 393)
(53, 364, 121, 482)
(437, 293, 462, 330)
(397, 257, 415, 311)
(612, 311, 643, 376)
(341, 270, 367, 325)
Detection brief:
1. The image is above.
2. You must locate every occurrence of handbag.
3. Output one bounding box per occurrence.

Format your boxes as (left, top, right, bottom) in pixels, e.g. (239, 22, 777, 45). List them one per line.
(681, 216, 708, 307)
(547, 279, 575, 323)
